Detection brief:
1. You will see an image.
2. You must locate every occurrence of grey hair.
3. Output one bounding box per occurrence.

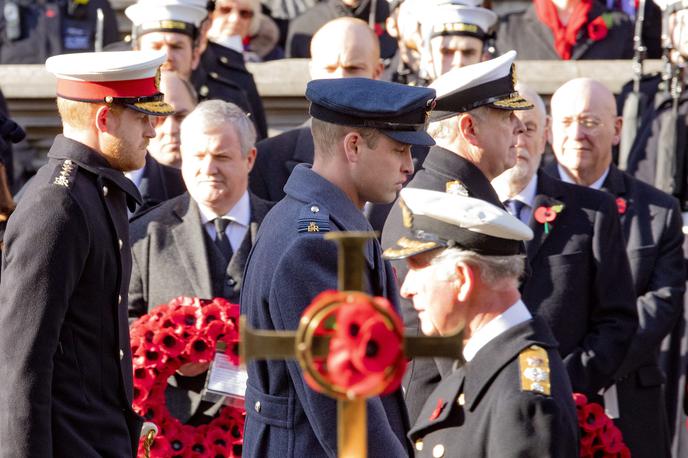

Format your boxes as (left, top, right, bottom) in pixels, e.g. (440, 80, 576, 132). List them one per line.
(427, 106, 490, 142)
(431, 247, 525, 285)
(180, 100, 256, 156)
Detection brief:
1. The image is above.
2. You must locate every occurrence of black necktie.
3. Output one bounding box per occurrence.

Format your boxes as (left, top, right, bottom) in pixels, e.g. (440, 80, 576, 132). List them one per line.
(213, 217, 233, 262)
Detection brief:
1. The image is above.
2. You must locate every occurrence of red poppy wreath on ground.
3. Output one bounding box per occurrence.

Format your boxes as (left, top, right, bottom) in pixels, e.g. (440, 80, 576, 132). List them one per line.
(573, 393, 630, 457)
(130, 296, 244, 457)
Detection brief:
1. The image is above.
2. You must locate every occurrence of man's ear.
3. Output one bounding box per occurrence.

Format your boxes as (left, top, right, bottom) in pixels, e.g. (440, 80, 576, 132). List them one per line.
(95, 105, 112, 134)
(458, 113, 480, 147)
(245, 147, 257, 172)
(612, 115, 622, 146)
(455, 261, 474, 302)
(191, 45, 202, 71)
(342, 131, 363, 163)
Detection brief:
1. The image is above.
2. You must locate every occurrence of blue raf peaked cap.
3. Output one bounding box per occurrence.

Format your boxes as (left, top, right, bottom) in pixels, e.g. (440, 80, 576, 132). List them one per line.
(306, 78, 437, 147)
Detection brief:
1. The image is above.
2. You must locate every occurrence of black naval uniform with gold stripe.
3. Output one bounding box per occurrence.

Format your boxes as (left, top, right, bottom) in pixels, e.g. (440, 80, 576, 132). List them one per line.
(0, 135, 144, 456)
(409, 316, 579, 458)
(382, 145, 505, 424)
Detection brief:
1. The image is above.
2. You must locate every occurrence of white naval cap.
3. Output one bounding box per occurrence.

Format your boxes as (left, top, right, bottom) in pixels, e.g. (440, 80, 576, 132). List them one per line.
(45, 50, 174, 116)
(421, 3, 498, 42)
(428, 50, 533, 120)
(126, 0, 208, 38)
(383, 188, 533, 260)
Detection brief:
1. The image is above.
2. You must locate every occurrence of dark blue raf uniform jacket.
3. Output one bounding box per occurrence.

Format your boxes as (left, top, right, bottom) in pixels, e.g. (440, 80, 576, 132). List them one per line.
(408, 317, 579, 458)
(0, 135, 143, 457)
(241, 165, 412, 457)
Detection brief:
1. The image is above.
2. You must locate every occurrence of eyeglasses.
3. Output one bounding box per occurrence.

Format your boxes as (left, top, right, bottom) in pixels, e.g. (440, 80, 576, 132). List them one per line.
(217, 5, 255, 19)
(556, 116, 604, 131)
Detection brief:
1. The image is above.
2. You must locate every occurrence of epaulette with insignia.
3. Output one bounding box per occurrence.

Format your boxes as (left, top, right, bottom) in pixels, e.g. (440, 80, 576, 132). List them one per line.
(51, 159, 77, 189)
(518, 345, 551, 396)
(445, 180, 469, 196)
(297, 203, 330, 233)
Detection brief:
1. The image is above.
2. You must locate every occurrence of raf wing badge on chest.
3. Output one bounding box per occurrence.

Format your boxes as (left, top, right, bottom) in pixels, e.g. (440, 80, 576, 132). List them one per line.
(297, 203, 331, 233)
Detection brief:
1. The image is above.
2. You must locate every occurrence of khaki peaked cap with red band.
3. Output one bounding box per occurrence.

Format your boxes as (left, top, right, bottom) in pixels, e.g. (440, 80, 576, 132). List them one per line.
(45, 50, 174, 116)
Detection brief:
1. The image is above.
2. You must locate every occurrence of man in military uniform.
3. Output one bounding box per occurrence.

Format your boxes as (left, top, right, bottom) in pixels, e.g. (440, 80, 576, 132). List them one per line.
(249, 17, 384, 203)
(382, 50, 531, 423)
(492, 85, 638, 401)
(240, 77, 436, 457)
(0, 50, 173, 457)
(417, 0, 497, 83)
(548, 77, 685, 458)
(0, 0, 119, 63)
(126, 0, 265, 139)
(384, 187, 578, 457)
(126, 71, 191, 216)
(495, 0, 633, 60)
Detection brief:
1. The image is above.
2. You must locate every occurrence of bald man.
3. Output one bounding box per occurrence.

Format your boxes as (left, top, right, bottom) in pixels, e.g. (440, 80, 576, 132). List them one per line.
(492, 85, 637, 402)
(547, 78, 685, 458)
(249, 17, 390, 203)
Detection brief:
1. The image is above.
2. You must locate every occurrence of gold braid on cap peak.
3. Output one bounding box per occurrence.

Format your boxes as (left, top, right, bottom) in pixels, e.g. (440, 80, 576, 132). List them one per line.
(382, 236, 441, 259)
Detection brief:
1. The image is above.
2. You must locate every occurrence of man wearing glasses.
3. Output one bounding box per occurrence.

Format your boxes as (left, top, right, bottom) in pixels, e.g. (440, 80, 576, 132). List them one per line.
(547, 77, 685, 458)
(491, 83, 637, 412)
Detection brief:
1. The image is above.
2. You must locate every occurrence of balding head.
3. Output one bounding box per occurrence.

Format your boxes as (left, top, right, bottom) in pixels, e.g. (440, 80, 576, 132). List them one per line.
(309, 17, 383, 80)
(550, 78, 621, 186)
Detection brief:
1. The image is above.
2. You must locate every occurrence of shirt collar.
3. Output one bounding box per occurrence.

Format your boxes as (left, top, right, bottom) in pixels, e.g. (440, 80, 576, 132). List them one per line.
(197, 190, 250, 227)
(462, 299, 532, 362)
(496, 173, 538, 208)
(558, 164, 610, 190)
(125, 166, 145, 189)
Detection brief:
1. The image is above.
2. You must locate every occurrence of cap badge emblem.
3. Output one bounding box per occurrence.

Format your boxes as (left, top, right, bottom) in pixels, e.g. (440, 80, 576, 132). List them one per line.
(445, 180, 468, 197)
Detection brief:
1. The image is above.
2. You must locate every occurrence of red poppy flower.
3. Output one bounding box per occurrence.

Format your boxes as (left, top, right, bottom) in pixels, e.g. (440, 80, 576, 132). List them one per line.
(587, 16, 609, 42)
(581, 402, 607, 432)
(534, 206, 557, 223)
(171, 305, 200, 328)
(152, 329, 186, 358)
(616, 197, 627, 215)
(352, 319, 402, 374)
(186, 336, 214, 362)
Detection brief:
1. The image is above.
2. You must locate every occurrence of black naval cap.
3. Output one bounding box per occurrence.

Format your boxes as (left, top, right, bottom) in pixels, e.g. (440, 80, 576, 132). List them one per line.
(429, 50, 533, 122)
(306, 78, 437, 147)
(383, 188, 533, 260)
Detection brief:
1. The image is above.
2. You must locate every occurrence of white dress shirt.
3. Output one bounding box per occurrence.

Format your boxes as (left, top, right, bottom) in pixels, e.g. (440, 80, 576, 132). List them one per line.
(497, 174, 538, 224)
(558, 164, 610, 190)
(462, 300, 533, 362)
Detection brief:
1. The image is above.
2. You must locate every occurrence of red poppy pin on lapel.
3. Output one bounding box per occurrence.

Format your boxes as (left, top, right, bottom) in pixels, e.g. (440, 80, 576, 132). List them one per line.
(534, 204, 564, 234)
(616, 197, 627, 215)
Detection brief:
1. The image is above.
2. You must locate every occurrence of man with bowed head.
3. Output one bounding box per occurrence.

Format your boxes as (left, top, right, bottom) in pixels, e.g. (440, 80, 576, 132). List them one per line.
(0, 50, 173, 457)
(241, 77, 436, 457)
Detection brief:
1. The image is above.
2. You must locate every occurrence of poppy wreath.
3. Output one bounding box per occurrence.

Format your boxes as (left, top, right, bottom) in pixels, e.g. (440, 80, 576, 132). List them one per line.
(301, 290, 407, 399)
(130, 296, 244, 457)
(573, 393, 630, 457)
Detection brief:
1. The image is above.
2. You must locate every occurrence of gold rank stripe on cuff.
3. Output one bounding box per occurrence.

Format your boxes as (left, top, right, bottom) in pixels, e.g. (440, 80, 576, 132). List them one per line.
(518, 345, 551, 396)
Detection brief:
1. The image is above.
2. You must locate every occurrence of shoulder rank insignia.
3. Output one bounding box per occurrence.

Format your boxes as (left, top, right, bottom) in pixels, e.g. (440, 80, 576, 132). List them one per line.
(445, 180, 469, 197)
(297, 203, 331, 233)
(52, 159, 77, 189)
(518, 345, 551, 396)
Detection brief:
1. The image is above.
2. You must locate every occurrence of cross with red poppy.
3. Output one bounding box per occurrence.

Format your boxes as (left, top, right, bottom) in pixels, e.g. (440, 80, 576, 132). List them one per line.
(240, 232, 463, 458)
